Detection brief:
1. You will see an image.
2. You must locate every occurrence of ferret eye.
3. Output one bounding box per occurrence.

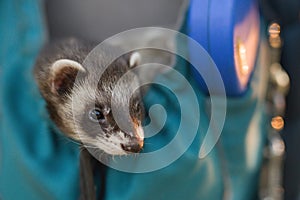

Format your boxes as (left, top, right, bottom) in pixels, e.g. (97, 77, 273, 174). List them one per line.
(89, 108, 105, 123)
(134, 102, 141, 110)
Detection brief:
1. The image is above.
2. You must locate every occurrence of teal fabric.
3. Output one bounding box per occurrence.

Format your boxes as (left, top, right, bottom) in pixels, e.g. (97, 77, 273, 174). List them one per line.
(0, 1, 268, 200)
(0, 1, 80, 200)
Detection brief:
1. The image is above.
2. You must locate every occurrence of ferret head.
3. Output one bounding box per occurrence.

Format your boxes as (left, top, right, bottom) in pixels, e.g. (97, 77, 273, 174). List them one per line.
(41, 50, 144, 155)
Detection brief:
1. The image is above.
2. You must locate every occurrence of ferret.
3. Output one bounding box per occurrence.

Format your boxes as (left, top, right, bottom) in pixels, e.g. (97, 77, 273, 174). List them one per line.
(34, 38, 144, 155)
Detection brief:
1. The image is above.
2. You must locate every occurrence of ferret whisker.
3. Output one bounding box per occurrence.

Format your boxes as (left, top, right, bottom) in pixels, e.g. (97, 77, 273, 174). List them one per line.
(99, 151, 106, 161)
(66, 139, 82, 146)
(78, 147, 86, 154)
(112, 154, 120, 163)
(143, 142, 153, 146)
(133, 153, 139, 159)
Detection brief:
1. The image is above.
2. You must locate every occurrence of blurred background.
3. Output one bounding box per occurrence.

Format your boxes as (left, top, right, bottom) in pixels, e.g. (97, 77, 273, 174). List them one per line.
(0, 0, 300, 199)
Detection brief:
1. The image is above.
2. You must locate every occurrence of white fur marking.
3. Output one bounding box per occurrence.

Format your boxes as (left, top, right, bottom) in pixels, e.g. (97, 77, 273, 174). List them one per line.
(51, 59, 86, 76)
(136, 125, 144, 140)
(129, 52, 141, 68)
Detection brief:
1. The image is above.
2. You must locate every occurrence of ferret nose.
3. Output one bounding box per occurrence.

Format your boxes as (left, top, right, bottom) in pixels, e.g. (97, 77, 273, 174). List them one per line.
(121, 139, 143, 153)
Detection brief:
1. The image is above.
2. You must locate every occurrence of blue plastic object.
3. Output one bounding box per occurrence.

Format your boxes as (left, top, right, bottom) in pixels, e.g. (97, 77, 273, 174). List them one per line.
(188, 0, 260, 96)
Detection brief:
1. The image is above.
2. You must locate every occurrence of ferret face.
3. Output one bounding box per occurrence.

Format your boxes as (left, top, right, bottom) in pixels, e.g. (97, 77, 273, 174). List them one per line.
(35, 46, 144, 155)
(70, 56, 145, 155)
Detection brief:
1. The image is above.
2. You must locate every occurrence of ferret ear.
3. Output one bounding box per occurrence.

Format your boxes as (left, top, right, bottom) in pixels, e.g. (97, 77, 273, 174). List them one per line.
(50, 59, 86, 95)
(128, 52, 141, 68)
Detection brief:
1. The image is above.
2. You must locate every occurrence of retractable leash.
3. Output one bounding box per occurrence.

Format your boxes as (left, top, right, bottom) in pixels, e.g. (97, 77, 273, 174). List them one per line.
(187, 0, 261, 198)
(188, 0, 260, 96)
